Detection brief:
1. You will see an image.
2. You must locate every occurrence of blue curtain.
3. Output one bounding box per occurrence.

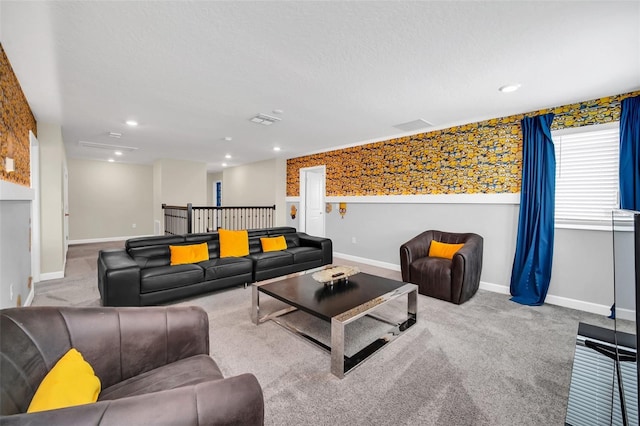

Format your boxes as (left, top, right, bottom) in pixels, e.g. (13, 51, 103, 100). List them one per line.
(510, 113, 556, 306)
(620, 95, 640, 210)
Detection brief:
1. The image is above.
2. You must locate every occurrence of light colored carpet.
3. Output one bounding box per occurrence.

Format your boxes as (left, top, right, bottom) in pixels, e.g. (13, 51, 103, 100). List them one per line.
(33, 242, 616, 425)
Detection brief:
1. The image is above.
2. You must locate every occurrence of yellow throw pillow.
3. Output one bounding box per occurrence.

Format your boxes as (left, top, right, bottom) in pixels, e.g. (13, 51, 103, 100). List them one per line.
(429, 240, 464, 259)
(219, 229, 249, 258)
(260, 236, 287, 252)
(28, 348, 101, 413)
(170, 242, 210, 265)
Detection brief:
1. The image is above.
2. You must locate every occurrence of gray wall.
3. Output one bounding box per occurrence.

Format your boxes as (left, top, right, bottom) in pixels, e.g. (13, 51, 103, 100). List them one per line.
(550, 228, 614, 310)
(289, 201, 518, 286)
(0, 200, 31, 308)
(68, 159, 154, 241)
(287, 200, 616, 313)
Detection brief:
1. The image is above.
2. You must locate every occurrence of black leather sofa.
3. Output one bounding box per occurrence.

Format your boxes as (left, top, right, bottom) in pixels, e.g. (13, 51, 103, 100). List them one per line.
(0, 305, 264, 425)
(98, 227, 332, 306)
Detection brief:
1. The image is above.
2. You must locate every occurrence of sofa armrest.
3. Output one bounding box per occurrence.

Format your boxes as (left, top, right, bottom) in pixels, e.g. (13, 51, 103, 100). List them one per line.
(98, 249, 141, 306)
(0, 374, 264, 426)
(298, 233, 333, 265)
(399, 230, 434, 281)
(451, 235, 484, 304)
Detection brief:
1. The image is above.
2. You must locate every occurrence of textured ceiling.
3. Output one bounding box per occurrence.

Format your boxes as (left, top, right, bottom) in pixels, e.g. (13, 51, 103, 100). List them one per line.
(2, 1, 639, 172)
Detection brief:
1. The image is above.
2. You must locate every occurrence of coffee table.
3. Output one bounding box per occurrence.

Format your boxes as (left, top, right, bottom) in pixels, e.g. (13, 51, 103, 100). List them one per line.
(251, 269, 417, 378)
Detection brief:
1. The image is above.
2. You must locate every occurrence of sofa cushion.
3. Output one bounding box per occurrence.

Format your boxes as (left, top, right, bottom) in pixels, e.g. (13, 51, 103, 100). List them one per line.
(27, 348, 101, 413)
(98, 355, 223, 401)
(285, 246, 323, 263)
(200, 257, 253, 281)
(219, 229, 249, 258)
(260, 236, 287, 252)
(140, 265, 204, 293)
(169, 243, 209, 265)
(249, 251, 293, 270)
(185, 234, 221, 259)
(428, 240, 464, 259)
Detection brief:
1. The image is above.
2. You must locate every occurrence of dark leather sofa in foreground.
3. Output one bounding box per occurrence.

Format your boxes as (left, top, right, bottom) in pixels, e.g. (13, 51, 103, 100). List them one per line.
(0, 306, 264, 425)
(98, 227, 332, 306)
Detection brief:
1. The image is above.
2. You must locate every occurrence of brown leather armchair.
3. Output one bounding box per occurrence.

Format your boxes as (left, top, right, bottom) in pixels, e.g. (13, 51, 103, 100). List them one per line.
(0, 306, 264, 425)
(400, 230, 483, 304)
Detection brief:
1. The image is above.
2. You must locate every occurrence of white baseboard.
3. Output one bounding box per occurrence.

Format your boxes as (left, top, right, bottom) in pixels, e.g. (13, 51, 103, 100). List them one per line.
(544, 293, 613, 317)
(24, 286, 35, 306)
(333, 253, 617, 317)
(334, 252, 401, 272)
(472, 281, 617, 316)
(479, 281, 510, 294)
(69, 235, 154, 245)
(39, 271, 64, 281)
(616, 307, 636, 322)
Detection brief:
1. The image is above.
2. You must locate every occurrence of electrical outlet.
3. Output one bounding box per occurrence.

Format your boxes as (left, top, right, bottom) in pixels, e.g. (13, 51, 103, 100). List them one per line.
(10, 284, 14, 301)
(351, 237, 357, 244)
(132, 223, 137, 228)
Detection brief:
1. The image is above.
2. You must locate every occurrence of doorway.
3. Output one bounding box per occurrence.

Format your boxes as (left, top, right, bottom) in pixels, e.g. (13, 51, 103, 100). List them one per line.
(215, 181, 222, 207)
(299, 166, 325, 237)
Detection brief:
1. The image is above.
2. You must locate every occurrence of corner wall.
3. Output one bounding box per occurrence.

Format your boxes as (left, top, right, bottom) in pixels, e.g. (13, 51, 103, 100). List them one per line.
(0, 44, 36, 307)
(67, 159, 154, 241)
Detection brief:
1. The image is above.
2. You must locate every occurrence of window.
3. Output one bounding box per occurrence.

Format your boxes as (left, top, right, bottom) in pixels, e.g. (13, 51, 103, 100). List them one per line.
(552, 122, 619, 229)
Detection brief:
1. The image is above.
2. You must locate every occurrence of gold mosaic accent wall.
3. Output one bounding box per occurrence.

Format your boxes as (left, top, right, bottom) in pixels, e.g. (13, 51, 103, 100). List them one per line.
(1, 44, 36, 187)
(287, 91, 640, 197)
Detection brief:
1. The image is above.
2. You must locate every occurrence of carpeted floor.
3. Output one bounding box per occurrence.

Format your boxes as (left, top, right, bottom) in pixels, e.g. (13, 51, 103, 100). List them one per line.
(33, 242, 616, 425)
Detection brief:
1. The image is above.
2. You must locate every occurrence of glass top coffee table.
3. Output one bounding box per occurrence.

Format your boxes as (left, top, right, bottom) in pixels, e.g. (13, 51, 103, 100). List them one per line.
(251, 268, 417, 378)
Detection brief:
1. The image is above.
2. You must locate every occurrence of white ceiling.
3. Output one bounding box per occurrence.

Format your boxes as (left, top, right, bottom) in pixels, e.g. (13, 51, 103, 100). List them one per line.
(2, 1, 639, 173)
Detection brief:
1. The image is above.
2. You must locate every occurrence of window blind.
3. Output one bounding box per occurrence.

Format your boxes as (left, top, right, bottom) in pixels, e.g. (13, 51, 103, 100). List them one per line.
(553, 124, 620, 227)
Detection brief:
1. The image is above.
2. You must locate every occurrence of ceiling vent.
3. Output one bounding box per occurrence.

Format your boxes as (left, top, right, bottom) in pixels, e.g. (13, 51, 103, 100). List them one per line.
(78, 141, 138, 152)
(393, 119, 434, 132)
(249, 113, 281, 126)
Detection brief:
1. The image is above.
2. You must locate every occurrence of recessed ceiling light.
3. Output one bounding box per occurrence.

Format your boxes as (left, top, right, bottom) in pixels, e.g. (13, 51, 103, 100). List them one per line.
(114, 151, 123, 156)
(108, 158, 115, 162)
(222, 163, 228, 167)
(225, 154, 231, 159)
(273, 147, 281, 152)
(109, 132, 122, 138)
(498, 84, 521, 93)
(126, 120, 138, 126)
(224, 137, 233, 141)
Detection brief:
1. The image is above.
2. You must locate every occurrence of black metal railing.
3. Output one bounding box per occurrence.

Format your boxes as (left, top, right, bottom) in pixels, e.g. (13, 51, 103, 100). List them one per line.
(162, 204, 276, 235)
